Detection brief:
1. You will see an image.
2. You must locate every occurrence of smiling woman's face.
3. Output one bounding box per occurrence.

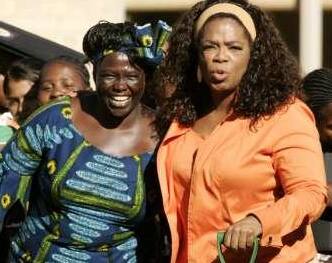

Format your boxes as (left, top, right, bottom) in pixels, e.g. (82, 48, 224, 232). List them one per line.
(95, 52, 145, 118)
(198, 16, 251, 99)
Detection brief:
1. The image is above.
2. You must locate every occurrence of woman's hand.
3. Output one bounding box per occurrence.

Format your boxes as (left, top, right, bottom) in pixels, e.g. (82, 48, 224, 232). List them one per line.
(223, 215, 262, 250)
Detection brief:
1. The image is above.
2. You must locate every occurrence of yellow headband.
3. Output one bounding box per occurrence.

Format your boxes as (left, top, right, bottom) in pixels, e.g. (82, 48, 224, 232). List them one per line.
(195, 3, 256, 41)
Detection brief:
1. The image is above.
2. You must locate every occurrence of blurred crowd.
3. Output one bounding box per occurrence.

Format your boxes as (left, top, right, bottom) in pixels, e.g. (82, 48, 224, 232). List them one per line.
(0, 56, 91, 148)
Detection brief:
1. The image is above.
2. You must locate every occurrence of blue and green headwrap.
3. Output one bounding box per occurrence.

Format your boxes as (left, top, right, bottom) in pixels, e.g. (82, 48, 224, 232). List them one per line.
(92, 20, 172, 68)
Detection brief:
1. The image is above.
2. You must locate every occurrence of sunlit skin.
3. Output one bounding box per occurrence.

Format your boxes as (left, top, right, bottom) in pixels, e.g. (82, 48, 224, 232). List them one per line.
(316, 102, 332, 207)
(38, 62, 87, 104)
(6, 79, 34, 119)
(193, 17, 261, 251)
(95, 52, 145, 119)
(70, 52, 156, 157)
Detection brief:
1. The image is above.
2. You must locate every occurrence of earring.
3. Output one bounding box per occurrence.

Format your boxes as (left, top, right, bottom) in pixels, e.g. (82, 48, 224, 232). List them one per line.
(197, 66, 202, 83)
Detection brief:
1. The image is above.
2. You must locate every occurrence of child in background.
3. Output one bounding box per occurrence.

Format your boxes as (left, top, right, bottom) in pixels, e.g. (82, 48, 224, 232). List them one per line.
(37, 55, 91, 103)
(18, 56, 91, 122)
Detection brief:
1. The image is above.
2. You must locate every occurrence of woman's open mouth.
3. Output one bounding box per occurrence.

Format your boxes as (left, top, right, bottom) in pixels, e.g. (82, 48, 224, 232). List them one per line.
(107, 96, 132, 108)
(210, 72, 228, 82)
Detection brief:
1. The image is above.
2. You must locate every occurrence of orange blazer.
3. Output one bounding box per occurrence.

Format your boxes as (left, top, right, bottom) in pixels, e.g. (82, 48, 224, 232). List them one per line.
(157, 99, 327, 263)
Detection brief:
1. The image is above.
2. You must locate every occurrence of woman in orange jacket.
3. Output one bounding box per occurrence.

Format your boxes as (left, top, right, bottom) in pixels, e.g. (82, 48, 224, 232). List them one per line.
(154, 0, 327, 262)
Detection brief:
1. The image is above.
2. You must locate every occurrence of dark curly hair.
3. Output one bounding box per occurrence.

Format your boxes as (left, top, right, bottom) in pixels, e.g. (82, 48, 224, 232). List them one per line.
(154, 0, 301, 136)
(82, 21, 156, 108)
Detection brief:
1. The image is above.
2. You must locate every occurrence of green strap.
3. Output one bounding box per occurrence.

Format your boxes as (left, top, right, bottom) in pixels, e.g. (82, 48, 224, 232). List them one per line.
(217, 231, 259, 263)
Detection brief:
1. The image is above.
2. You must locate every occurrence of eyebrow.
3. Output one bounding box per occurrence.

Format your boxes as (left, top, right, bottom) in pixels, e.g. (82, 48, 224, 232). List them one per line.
(202, 39, 244, 45)
(40, 77, 74, 83)
(99, 69, 142, 76)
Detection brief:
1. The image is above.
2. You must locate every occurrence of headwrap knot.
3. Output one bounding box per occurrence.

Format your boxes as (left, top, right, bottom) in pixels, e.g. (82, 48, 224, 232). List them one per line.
(93, 20, 172, 68)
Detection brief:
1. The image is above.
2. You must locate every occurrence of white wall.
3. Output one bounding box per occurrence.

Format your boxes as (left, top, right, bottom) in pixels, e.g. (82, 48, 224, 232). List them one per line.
(0, 0, 126, 52)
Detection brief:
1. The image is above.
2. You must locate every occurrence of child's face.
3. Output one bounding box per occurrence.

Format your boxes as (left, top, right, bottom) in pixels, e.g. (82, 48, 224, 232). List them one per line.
(38, 62, 86, 104)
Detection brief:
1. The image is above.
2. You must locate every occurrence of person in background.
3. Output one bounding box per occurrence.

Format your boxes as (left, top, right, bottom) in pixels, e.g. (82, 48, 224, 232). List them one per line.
(302, 68, 332, 263)
(154, 0, 327, 262)
(0, 57, 42, 148)
(0, 20, 171, 262)
(3, 58, 42, 122)
(17, 55, 91, 122)
(37, 55, 91, 104)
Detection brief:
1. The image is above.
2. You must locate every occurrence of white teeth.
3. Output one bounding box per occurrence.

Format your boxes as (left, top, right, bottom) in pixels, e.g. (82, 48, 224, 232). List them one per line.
(112, 96, 129, 101)
(108, 96, 132, 108)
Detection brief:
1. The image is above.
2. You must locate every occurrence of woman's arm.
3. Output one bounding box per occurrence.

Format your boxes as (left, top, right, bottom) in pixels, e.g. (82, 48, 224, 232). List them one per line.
(0, 128, 42, 232)
(252, 102, 327, 246)
(224, 102, 327, 249)
(0, 102, 54, 232)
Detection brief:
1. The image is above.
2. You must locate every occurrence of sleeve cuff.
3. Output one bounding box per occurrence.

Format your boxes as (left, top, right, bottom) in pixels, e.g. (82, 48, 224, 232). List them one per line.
(250, 209, 283, 247)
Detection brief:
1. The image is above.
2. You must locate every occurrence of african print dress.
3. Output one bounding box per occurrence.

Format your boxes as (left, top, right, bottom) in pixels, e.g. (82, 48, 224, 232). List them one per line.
(0, 97, 152, 262)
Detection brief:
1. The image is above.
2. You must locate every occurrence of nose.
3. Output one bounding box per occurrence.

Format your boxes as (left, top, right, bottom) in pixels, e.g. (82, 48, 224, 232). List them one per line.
(113, 77, 127, 91)
(17, 98, 24, 114)
(214, 46, 229, 62)
(50, 84, 68, 99)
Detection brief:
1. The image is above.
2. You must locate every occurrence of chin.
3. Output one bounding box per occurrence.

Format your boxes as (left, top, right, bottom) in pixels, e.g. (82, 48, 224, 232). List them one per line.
(108, 108, 129, 118)
(107, 105, 134, 118)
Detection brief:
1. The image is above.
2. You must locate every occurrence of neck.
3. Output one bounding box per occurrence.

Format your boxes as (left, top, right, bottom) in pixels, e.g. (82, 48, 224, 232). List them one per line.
(212, 90, 236, 116)
(196, 85, 236, 119)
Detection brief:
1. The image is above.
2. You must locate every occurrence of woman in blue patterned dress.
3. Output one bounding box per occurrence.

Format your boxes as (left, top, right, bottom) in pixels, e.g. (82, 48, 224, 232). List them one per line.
(0, 20, 171, 262)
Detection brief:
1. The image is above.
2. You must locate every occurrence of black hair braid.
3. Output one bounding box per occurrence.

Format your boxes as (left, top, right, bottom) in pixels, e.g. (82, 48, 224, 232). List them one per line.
(302, 68, 332, 118)
(83, 21, 135, 63)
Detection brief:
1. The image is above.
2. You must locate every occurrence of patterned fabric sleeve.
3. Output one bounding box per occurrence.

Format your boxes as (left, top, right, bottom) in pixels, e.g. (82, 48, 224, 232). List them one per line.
(0, 100, 65, 231)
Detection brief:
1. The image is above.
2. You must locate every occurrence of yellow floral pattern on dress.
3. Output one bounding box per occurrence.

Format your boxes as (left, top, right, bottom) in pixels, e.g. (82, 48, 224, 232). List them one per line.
(83, 141, 91, 147)
(22, 251, 32, 262)
(61, 107, 72, 119)
(47, 160, 57, 175)
(1, 194, 11, 208)
(141, 35, 153, 47)
(54, 228, 60, 237)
